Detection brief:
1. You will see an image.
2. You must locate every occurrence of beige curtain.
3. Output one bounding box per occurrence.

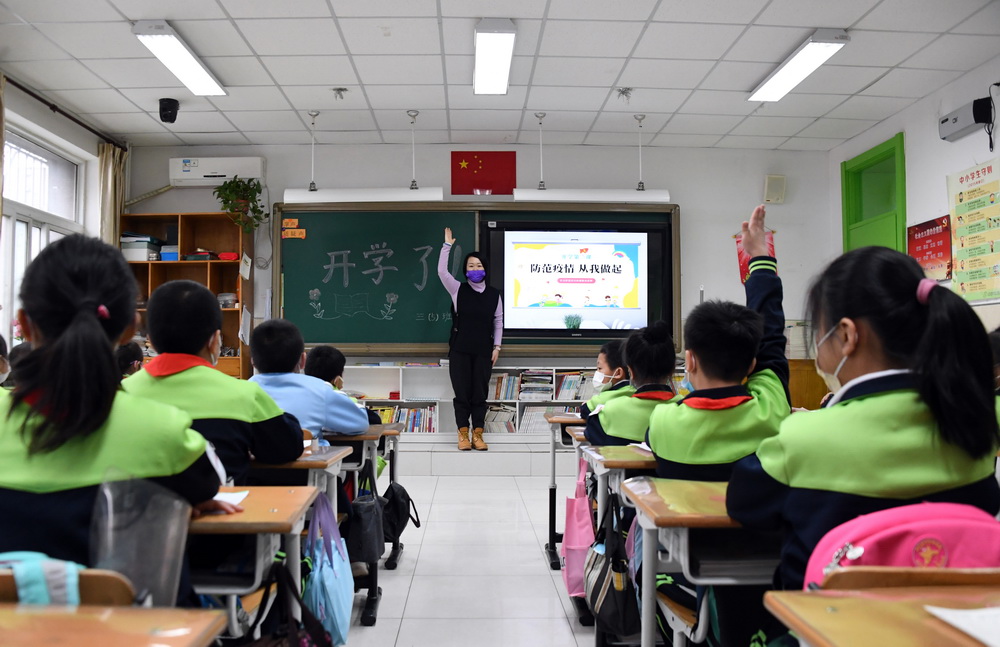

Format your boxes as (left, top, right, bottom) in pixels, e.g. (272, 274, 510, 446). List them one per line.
(98, 142, 128, 244)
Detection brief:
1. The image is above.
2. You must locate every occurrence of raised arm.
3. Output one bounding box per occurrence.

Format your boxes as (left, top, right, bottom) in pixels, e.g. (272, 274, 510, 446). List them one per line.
(438, 227, 461, 302)
(742, 206, 789, 398)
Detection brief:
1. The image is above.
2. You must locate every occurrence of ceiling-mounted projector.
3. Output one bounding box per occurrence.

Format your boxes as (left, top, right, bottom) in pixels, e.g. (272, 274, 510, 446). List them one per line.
(939, 98, 992, 142)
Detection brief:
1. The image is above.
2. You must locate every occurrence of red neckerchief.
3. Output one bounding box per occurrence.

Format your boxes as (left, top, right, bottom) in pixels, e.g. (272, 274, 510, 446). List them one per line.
(682, 395, 753, 410)
(144, 353, 214, 377)
(632, 389, 675, 402)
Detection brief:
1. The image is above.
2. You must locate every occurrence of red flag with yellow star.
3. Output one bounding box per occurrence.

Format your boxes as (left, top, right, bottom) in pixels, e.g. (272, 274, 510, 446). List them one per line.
(451, 151, 516, 195)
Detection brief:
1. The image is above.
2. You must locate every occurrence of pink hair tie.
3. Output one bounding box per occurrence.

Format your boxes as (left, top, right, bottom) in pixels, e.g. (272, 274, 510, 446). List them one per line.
(96, 304, 110, 320)
(916, 278, 937, 305)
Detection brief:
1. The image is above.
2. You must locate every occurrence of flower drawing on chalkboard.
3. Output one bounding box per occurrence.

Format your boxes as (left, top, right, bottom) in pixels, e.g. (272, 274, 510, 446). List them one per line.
(379, 292, 398, 320)
(309, 288, 321, 301)
(308, 288, 325, 318)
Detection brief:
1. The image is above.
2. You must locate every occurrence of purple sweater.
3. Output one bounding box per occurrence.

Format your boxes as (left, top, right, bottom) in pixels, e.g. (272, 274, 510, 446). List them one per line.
(438, 243, 503, 346)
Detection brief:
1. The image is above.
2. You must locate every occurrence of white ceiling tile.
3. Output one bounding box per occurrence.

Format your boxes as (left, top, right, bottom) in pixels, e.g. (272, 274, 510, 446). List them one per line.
(953, 1, 1000, 35)
(547, 0, 657, 21)
(86, 112, 169, 133)
(791, 66, 888, 95)
(34, 22, 150, 59)
(221, 0, 332, 18)
(331, 0, 437, 17)
(177, 132, 250, 145)
(84, 58, 181, 88)
(754, 0, 880, 27)
(724, 26, 815, 63)
(310, 110, 377, 130)
(109, 0, 227, 20)
(0, 25, 71, 60)
(374, 109, 448, 129)
(678, 90, 759, 115)
(236, 19, 345, 56)
(700, 61, 776, 91)
(119, 88, 218, 111)
(0, 6, 19, 22)
(282, 85, 369, 110)
(447, 85, 529, 110)
(539, 20, 644, 58)
(381, 130, 451, 144)
(224, 110, 304, 131)
(825, 95, 916, 120)
(662, 114, 743, 134)
(314, 131, 382, 144)
(262, 56, 360, 86)
(159, 111, 236, 132)
(449, 109, 524, 130)
(244, 132, 314, 145)
(203, 56, 273, 86)
(444, 55, 532, 86)
(531, 57, 626, 87)
(778, 138, 844, 151)
(518, 131, 587, 145)
(339, 18, 441, 55)
(902, 35, 1000, 71)
(440, 0, 545, 19)
(531, 111, 599, 131)
(591, 112, 669, 132)
(526, 86, 612, 111)
(754, 93, 848, 117)
(450, 130, 519, 144)
(796, 118, 877, 138)
(1, 0, 120, 22)
(617, 59, 714, 89)
(208, 86, 292, 111)
(650, 133, 724, 147)
(730, 115, 815, 136)
(829, 30, 936, 67)
(860, 68, 961, 98)
(855, 0, 990, 31)
(46, 89, 139, 114)
(2, 60, 109, 89)
(653, 0, 768, 24)
(715, 135, 788, 148)
(365, 85, 446, 109)
(634, 23, 745, 60)
(353, 55, 443, 85)
(441, 18, 541, 56)
(582, 132, 640, 146)
(603, 89, 690, 113)
(121, 132, 186, 146)
(171, 20, 253, 57)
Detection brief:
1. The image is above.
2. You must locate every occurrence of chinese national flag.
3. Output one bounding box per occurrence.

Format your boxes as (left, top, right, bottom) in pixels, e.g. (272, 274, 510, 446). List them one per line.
(451, 151, 516, 195)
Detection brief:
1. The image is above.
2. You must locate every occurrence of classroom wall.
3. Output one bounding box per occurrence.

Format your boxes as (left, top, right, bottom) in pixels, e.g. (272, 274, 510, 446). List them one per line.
(128, 142, 831, 326)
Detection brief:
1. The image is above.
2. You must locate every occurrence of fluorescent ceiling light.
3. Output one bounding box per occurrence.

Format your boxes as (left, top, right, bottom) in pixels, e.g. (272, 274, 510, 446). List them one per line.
(284, 187, 444, 204)
(133, 20, 226, 96)
(512, 188, 671, 204)
(474, 18, 516, 95)
(749, 29, 849, 102)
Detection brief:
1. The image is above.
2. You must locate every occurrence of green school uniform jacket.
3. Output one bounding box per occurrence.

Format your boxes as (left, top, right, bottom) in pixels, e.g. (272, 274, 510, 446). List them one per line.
(580, 380, 635, 418)
(584, 384, 676, 446)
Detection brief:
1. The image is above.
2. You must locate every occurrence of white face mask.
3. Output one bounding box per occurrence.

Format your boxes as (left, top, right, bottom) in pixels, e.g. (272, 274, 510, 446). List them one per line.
(592, 370, 611, 392)
(0, 369, 9, 384)
(814, 326, 848, 394)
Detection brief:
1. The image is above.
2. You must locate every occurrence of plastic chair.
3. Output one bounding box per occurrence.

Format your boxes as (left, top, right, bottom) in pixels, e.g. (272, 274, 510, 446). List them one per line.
(90, 478, 191, 606)
(0, 568, 135, 605)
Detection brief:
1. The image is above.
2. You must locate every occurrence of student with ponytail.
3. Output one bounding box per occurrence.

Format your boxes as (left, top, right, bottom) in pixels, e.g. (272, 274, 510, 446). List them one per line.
(0, 235, 229, 566)
(728, 246, 1000, 597)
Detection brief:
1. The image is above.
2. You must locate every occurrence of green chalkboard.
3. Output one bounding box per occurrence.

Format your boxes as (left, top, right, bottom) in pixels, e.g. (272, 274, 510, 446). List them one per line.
(280, 211, 476, 344)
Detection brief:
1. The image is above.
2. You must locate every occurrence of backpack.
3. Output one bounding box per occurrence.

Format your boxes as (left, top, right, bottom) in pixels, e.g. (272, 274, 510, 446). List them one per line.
(382, 481, 421, 544)
(804, 502, 1000, 590)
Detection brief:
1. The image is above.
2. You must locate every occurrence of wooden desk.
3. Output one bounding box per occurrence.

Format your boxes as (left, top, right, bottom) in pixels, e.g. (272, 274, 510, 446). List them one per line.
(0, 604, 226, 647)
(765, 586, 1000, 647)
(543, 413, 584, 570)
(253, 446, 351, 513)
(621, 477, 779, 647)
(580, 444, 656, 521)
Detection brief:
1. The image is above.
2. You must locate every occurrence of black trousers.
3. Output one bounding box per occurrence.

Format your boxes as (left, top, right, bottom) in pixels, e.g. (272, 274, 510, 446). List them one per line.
(449, 349, 492, 429)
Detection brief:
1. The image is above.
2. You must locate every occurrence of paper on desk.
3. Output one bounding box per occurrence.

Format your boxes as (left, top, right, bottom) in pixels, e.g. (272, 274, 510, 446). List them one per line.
(214, 490, 250, 506)
(589, 404, 604, 417)
(924, 605, 1000, 647)
(239, 306, 251, 345)
(629, 441, 652, 452)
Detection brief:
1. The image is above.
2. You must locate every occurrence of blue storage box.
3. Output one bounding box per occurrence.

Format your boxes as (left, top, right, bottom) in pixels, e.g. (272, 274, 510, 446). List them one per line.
(160, 252, 179, 261)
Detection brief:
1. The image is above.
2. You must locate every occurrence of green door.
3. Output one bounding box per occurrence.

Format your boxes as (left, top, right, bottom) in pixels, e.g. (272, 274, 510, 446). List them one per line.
(841, 133, 906, 252)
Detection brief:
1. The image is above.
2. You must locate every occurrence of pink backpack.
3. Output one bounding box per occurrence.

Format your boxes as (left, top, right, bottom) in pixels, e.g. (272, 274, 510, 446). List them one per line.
(804, 502, 1000, 590)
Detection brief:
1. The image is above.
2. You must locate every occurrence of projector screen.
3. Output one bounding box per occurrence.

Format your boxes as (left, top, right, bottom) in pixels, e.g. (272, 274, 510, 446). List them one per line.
(503, 230, 649, 331)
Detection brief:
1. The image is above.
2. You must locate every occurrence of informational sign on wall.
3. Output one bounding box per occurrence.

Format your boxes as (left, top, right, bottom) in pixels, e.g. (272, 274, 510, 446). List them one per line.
(907, 216, 951, 281)
(948, 159, 1000, 301)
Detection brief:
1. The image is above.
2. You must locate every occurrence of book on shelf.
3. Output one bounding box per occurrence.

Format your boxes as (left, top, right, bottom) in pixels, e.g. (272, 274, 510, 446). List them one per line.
(518, 405, 577, 434)
(555, 371, 585, 400)
(489, 372, 522, 400)
(367, 404, 436, 433)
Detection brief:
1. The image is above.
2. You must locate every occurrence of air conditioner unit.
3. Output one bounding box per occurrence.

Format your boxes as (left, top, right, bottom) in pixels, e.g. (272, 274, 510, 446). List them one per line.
(168, 157, 265, 187)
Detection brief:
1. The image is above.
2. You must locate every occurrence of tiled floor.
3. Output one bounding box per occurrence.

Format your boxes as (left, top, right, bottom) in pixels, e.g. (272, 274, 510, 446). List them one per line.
(346, 475, 593, 647)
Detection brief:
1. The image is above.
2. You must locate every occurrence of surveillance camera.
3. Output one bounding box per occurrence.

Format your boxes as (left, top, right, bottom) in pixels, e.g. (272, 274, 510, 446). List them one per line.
(159, 98, 179, 123)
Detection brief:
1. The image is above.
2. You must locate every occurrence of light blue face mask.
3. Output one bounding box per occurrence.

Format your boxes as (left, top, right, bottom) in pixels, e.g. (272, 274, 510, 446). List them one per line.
(679, 372, 693, 393)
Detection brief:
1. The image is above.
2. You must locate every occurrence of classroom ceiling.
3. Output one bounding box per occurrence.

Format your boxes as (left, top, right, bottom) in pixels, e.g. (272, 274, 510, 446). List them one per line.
(0, 0, 998, 151)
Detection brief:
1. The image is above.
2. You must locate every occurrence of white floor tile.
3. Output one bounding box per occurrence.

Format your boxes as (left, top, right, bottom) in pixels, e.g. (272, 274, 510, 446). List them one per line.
(349, 569, 412, 619)
(430, 476, 519, 490)
(404, 575, 566, 619)
(432, 487, 525, 505)
(427, 500, 534, 524)
(415, 543, 550, 576)
(419, 520, 541, 546)
(343, 616, 402, 646)
(394, 618, 578, 647)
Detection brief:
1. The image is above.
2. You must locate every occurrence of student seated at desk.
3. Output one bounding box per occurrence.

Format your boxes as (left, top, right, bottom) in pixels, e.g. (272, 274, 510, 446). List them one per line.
(124, 280, 303, 485)
(306, 344, 384, 426)
(647, 205, 790, 481)
(728, 246, 1000, 643)
(580, 339, 634, 418)
(249, 320, 369, 435)
(116, 340, 144, 377)
(583, 321, 675, 446)
(0, 236, 227, 567)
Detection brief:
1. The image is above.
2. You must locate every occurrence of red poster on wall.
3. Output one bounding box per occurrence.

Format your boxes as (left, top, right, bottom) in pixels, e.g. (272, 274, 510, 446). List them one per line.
(907, 216, 951, 281)
(735, 230, 776, 284)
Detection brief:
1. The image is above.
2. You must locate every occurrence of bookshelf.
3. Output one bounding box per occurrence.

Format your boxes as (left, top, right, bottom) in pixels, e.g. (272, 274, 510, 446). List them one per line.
(120, 212, 253, 379)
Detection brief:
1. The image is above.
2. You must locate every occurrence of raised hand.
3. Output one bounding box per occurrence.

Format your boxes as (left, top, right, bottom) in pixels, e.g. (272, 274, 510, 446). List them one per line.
(741, 205, 769, 259)
(444, 227, 455, 245)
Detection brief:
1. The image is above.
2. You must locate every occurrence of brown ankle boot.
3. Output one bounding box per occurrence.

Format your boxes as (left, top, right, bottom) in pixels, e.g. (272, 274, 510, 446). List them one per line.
(471, 427, 488, 451)
(457, 427, 471, 451)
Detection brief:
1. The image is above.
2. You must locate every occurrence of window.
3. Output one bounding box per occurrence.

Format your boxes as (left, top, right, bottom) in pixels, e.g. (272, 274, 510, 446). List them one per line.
(1, 129, 85, 343)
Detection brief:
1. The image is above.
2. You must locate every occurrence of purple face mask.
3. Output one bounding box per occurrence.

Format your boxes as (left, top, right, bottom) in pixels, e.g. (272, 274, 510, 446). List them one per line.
(466, 269, 486, 283)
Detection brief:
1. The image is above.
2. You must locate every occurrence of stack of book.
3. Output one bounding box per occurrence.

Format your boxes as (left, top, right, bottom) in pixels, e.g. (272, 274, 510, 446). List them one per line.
(519, 405, 576, 434)
(484, 405, 516, 434)
(518, 370, 554, 401)
(555, 371, 584, 400)
(368, 404, 436, 433)
(488, 372, 521, 400)
(120, 232, 165, 261)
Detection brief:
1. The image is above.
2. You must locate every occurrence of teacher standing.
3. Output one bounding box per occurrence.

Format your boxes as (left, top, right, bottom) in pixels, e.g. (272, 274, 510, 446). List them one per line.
(438, 227, 503, 451)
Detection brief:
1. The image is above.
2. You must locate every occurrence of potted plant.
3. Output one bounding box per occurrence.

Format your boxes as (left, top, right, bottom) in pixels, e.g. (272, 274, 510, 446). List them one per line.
(212, 175, 268, 233)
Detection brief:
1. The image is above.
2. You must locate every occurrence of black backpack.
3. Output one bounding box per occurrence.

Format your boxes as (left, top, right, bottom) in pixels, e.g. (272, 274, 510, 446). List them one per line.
(381, 481, 421, 544)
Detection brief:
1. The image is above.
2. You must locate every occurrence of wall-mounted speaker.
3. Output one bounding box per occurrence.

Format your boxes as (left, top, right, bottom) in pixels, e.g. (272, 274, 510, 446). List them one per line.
(764, 174, 786, 204)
